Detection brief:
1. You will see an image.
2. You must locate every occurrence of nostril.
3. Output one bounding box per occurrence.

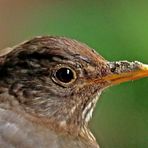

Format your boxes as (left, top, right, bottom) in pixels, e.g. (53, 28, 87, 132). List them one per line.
(110, 66, 116, 73)
(108, 62, 117, 73)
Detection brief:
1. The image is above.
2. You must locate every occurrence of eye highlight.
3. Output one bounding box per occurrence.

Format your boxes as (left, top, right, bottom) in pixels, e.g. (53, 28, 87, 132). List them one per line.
(52, 65, 77, 86)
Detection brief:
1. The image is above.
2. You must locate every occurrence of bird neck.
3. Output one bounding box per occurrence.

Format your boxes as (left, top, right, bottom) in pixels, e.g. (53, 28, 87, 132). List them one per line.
(22, 91, 101, 140)
(24, 111, 97, 142)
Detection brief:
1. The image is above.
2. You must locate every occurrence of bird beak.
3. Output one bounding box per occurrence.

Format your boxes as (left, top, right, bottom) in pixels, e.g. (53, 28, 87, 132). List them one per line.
(103, 61, 148, 85)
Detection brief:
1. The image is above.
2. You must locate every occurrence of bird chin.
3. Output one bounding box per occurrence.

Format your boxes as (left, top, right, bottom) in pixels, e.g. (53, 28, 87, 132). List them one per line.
(82, 92, 101, 123)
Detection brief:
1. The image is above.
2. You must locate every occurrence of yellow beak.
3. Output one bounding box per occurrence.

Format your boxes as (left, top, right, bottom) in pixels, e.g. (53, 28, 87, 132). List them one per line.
(104, 61, 148, 85)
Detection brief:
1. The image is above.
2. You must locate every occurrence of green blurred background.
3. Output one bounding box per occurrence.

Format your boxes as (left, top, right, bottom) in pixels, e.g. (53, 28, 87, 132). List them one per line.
(0, 0, 148, 147)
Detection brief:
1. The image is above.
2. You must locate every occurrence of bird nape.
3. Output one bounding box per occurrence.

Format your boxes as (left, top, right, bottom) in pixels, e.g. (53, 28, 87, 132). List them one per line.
(0, 36, 148, 148)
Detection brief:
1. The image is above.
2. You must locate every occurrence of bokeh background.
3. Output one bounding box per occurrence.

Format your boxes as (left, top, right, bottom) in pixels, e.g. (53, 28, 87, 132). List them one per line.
(0, 0, 148, 148)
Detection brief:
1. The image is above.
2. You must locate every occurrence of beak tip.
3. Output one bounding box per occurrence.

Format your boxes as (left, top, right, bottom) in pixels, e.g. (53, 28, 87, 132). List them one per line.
(135, 61, 148, 71)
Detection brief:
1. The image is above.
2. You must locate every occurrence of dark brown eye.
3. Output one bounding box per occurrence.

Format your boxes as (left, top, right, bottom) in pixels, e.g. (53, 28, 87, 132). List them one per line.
(55, 67, 76, 84)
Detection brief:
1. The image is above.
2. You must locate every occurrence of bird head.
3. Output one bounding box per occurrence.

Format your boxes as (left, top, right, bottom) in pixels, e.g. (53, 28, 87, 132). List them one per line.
(0, 36, 148, 134)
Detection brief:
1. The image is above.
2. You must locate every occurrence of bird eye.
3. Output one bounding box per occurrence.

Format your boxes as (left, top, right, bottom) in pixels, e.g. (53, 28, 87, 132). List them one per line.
(52, 66, 77, 86)
(56, 68, 74, 83)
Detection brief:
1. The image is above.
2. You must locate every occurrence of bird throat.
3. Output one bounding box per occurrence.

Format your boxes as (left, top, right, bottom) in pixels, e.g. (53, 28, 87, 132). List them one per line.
(48, 91, 102, 136)
(82, 92, 101, 124)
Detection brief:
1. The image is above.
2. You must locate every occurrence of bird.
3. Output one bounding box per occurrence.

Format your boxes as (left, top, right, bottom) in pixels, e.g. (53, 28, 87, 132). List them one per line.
(0, 36, 148, 148)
